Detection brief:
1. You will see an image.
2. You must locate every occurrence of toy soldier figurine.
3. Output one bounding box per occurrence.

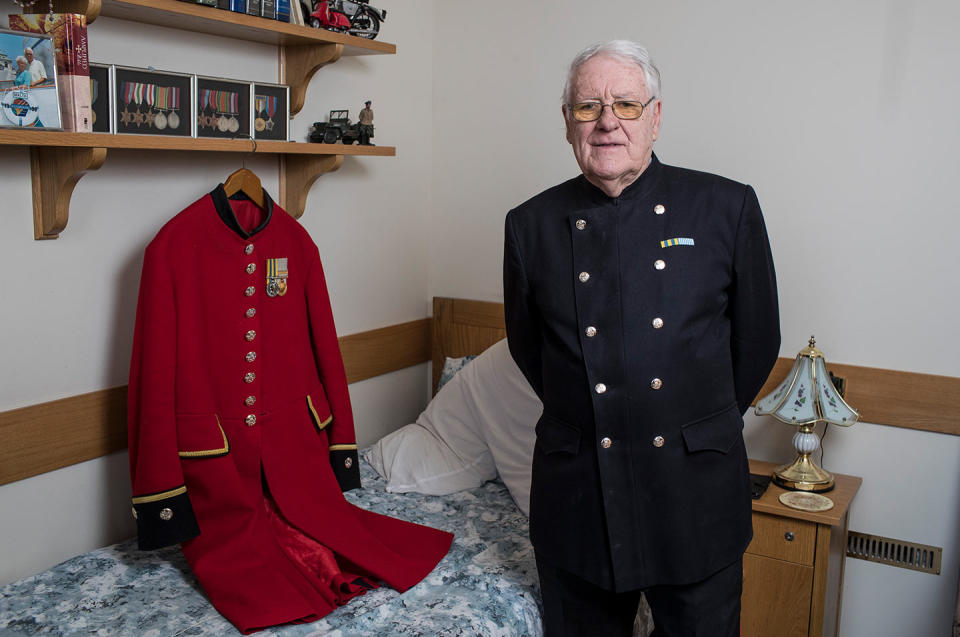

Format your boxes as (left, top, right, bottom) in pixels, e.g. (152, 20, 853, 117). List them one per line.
(358, 100, 374, 145)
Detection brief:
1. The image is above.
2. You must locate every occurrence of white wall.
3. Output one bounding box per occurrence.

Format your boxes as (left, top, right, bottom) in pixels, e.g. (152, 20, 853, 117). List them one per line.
(429, 1, 960, 635)
(0, 0, 433, 585)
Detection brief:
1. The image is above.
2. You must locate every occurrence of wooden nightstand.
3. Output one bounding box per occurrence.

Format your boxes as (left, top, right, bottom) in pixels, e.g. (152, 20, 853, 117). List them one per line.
(742, 459, 862, 637)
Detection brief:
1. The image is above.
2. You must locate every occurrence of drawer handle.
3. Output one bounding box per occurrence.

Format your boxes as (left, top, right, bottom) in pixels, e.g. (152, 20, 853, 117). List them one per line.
(784, 531, 795, 542)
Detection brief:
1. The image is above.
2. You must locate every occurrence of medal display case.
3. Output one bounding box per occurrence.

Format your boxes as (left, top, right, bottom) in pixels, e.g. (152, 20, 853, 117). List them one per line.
(196, 75, 252, 139)
(0, 29, 61, 130)
(89, 63, 112, 133)
(252, 82, 288, 141)
(112, 65, 193, 137)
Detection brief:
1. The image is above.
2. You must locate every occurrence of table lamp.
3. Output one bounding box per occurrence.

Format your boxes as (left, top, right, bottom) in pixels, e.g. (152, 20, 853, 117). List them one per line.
(754, 336, 860, 492)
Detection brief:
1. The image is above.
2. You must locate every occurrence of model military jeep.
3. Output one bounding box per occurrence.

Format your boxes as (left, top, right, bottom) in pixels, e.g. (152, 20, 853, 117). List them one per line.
(309, 110, 360, 145)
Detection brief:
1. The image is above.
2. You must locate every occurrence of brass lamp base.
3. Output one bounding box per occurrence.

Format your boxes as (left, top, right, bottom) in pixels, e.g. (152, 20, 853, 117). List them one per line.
(773, 454, 835, 492)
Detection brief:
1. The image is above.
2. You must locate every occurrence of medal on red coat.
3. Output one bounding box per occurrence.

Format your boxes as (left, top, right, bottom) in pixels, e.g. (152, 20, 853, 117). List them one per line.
(265, 258, 288, 297)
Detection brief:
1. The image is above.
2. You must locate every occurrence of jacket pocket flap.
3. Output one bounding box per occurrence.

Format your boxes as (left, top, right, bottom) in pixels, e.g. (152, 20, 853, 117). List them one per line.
(307, 391, 333, 432)
(680, 404, 743, 453)
(177, 414, 230, 458)
(535, 414, 581, 455)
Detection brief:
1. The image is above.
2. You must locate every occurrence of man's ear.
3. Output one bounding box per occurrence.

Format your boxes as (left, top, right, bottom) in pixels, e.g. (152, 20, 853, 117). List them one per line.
(650, 99, 662, 142)
(562, 105, 573, 144)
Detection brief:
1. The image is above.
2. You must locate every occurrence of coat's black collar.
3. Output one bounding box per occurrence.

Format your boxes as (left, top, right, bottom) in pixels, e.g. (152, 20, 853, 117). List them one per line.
(209, 183, 275, 239)
(578, 152, 663, 205)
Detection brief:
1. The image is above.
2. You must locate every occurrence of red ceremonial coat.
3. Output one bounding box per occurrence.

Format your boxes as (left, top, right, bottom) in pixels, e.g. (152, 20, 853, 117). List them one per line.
(128, 187, 453, 634)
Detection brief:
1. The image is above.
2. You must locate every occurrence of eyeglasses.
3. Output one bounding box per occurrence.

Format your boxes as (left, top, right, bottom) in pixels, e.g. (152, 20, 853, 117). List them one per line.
(567, 96, 657, 122)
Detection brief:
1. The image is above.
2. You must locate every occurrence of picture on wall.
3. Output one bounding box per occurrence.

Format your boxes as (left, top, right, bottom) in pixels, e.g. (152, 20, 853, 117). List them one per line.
(0, 28, 61, 129)
(196, 75, 251, 139)
(112, 65, 193, 137)
(252, 82, 288, 141)
(89, 63, 111, 133)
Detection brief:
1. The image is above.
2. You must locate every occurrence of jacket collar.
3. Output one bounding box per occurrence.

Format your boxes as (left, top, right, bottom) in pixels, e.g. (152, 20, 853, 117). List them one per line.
(209, 183, 275, 239)
(577, 152, 663, 206)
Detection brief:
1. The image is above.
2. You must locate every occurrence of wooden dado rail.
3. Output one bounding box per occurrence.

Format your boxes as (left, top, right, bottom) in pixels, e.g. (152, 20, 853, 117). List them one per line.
(1, 303, 958, 486)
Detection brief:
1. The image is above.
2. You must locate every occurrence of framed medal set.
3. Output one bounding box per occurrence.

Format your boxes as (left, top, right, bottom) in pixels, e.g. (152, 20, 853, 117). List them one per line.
(92, 65, 289, 141)
(253, 82, 289, 141)
(89, 63, 112, 133)
(195, 75, 252, 139)
(112, 66, 193, 137)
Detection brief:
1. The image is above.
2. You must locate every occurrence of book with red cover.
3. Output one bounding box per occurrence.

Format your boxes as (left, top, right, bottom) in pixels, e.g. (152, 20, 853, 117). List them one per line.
(9, 13, 92, 132)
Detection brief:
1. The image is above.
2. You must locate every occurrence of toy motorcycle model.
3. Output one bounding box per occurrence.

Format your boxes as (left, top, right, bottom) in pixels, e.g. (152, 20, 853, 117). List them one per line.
(305, 0, 386, 40)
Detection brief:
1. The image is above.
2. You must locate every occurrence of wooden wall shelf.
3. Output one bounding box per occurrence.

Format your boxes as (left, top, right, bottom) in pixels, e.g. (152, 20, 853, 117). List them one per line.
(55, 0, 397, 54)
(15, 0, 398, 239)
(0, 131, 394, 238)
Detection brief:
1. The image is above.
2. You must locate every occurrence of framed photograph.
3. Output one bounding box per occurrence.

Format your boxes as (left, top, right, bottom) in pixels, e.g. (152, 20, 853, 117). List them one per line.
(252, 82, 288, 141)
(0, 28, 61, 129)
(89, 63, 112, 133)
(112, 65, 193, 137)
(196, 75, 252, 139)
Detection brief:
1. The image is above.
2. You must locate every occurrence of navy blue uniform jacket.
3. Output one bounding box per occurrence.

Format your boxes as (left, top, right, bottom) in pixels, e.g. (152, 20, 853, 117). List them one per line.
(503, 155, 780, 591)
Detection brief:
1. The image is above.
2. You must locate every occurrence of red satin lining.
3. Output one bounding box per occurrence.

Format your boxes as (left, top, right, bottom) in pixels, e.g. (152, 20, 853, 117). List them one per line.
(263, 494, 377, 606)
(231, 199, 266, 235)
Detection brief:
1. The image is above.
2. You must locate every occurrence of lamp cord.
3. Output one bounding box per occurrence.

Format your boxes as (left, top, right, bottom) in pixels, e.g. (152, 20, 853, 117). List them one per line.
(819, 423, 830, 468)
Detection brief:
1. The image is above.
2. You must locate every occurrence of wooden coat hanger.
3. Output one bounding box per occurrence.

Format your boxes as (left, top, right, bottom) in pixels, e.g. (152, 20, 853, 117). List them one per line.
(223, 167, 265, 209)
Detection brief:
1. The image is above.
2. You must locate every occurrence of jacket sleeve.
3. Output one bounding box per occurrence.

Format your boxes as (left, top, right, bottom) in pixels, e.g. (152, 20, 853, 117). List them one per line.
(128, 243, 200, 550)
(730, 185, 781, 415)
(305, 248, 360, 491)
(503, 210, 544, 400)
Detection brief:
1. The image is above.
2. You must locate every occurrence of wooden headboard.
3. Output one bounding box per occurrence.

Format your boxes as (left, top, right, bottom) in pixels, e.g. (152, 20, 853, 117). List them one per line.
(1, 296, 957, 487)
(431, 297, 506, 393)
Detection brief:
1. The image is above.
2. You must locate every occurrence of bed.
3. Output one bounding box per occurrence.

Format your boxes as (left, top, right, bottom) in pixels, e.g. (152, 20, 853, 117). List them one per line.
(0, 298, 542, 637)
(0, 460, 541, 636)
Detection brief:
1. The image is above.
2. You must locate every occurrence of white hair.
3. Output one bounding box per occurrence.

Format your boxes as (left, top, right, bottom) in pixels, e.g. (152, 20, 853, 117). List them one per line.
(16, 55, 27, 65)
(562, 40, 661, 104)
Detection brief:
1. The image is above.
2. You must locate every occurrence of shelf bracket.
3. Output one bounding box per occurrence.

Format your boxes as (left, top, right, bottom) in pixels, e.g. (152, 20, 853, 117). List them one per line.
(280, 43, 344, 117)
(52, 0, 102, 23)
(279, 154, 344, 219)
(31, 147, 107, 240)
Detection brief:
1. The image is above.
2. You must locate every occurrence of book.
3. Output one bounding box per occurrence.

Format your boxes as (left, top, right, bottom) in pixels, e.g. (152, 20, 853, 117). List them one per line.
(261, 0, 276, 20)
(275, 0, 290, 23)
(8, 13, 92, 132)
(229, 0, 245, 13)
(245, 0, 260, 17)
(289, 0, 303, 26)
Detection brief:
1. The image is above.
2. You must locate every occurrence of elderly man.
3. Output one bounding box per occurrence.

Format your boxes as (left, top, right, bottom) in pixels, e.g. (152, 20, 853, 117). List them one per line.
(503, 40, 780, 636)
(23, 48, 47, 86)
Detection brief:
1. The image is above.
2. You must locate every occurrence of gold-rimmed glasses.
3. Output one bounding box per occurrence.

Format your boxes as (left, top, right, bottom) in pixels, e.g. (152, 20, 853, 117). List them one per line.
(567, 96, 657, 122)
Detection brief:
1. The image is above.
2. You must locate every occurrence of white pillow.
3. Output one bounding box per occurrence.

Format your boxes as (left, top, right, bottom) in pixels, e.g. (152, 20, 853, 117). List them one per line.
(365, 338, 542, 514)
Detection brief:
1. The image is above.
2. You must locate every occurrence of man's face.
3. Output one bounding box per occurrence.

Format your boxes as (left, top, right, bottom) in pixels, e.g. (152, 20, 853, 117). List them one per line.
(24, 50, 33, 61)
(563, 55, 661, 196)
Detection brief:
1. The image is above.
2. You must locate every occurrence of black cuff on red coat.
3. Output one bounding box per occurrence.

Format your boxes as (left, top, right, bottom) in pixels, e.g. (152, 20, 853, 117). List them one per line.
(330, 449, 361, 492)
(133, 490, 201, 550)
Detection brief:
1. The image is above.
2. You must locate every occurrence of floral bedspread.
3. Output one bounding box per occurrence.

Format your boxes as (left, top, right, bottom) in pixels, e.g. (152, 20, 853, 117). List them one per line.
(0, 455, 542, 637)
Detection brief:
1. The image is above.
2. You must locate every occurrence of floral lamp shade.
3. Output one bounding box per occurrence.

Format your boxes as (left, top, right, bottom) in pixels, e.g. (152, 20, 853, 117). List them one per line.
(755, 336, 860, 492)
